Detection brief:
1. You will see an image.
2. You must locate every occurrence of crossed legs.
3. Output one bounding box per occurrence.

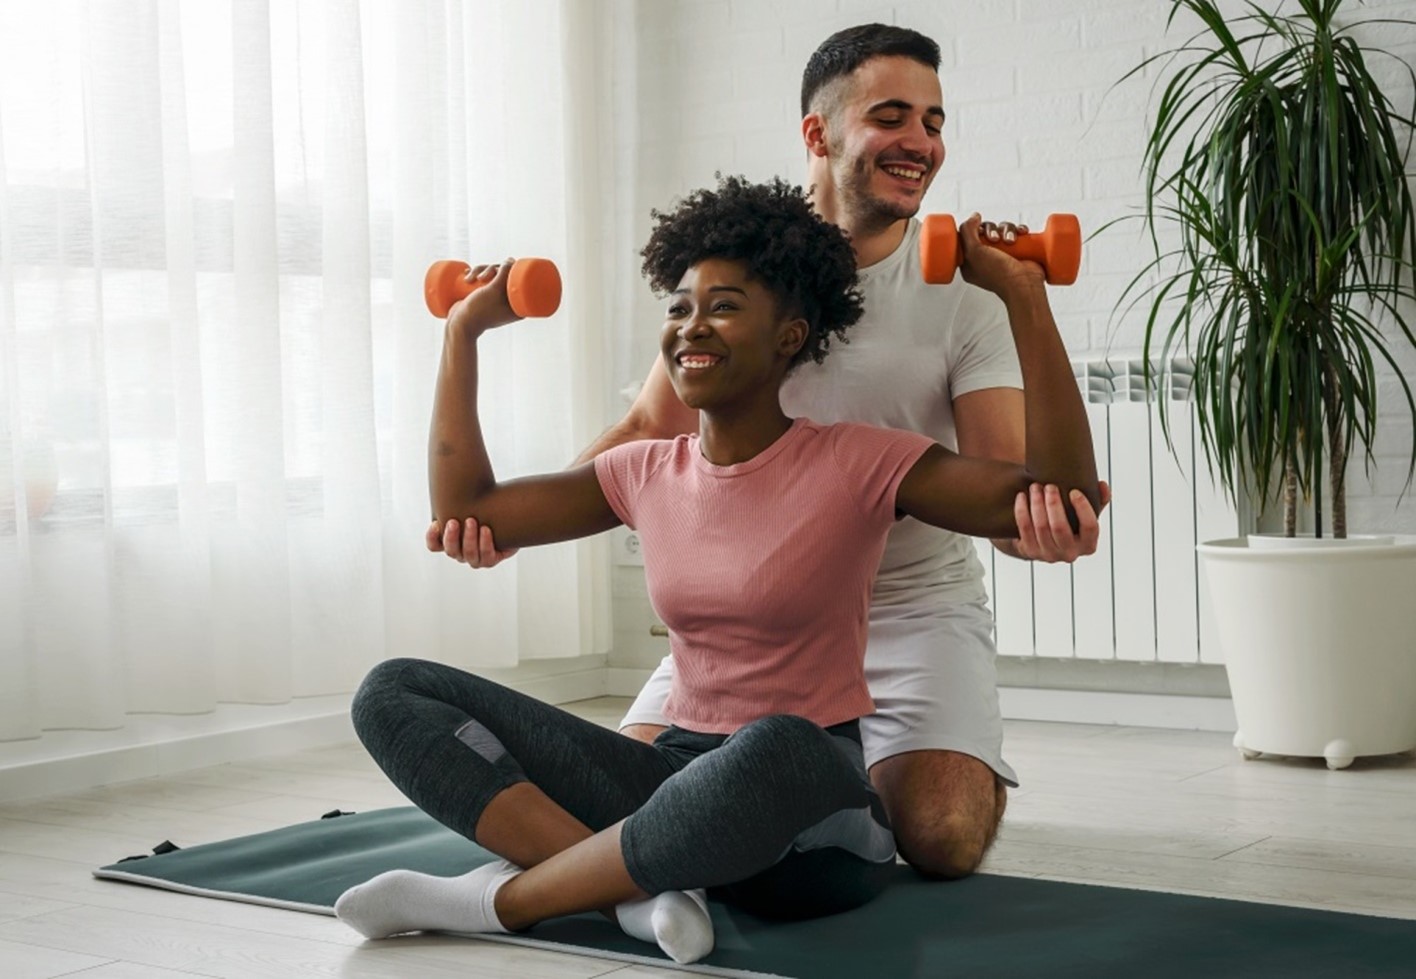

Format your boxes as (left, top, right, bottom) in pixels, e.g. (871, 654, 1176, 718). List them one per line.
(341, 659, 891, 962)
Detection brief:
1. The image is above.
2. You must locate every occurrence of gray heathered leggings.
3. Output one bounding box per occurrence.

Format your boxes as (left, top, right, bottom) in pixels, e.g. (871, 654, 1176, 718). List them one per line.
(351, 657, 896, 919)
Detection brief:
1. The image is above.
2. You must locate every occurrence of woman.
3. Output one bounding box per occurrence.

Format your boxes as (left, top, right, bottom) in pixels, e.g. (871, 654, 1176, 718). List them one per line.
(335, 176, 1099, 963)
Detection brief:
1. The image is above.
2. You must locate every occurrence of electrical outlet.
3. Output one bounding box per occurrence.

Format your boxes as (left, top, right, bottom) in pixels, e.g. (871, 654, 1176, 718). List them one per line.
(612, 526, 645, 566)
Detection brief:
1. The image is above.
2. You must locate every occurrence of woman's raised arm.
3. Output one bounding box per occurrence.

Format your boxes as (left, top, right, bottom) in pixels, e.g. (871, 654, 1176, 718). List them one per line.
(897, 216, 1100, 537)
(428, 261, 621, 549)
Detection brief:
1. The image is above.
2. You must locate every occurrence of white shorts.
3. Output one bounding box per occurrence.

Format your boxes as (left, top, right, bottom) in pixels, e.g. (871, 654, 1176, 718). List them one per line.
(618, 597, 1017, 787)
(857, 598, 1017, 786)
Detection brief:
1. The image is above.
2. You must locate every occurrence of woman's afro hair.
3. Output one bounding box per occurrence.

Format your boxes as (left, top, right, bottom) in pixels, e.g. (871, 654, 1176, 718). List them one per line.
(639, 174, 863, 368)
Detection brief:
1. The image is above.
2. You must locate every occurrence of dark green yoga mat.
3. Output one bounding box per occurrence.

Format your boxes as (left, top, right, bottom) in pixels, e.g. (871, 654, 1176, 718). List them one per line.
(94, 806, 1416, 978)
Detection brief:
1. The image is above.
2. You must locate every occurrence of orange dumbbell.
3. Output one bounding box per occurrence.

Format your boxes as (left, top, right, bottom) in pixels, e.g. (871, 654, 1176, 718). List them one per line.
(423, 258, 563, 319)
(920, 213, 1082, 286)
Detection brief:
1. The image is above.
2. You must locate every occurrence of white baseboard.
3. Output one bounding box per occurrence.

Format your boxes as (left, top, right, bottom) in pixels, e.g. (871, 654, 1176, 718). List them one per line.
(606, 667, 656, 698)
(0, 696, 358, 804)
(0, 657, 610, 804)
(480, 658, 609, 705)
(998, 687, 1236, 731)
(607, 667, 1237, 732)
(4, 660, 1234, 804)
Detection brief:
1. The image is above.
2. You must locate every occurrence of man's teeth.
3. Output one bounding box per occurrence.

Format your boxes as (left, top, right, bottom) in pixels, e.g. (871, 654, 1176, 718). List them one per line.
(882, 165, 922, 182)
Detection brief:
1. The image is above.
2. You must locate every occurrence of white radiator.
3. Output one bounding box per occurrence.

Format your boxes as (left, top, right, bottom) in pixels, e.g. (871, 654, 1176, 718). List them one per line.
(978, 360, 1239, 665)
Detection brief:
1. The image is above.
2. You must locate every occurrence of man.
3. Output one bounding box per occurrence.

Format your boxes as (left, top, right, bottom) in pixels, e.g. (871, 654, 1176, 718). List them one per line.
(430, 24, 1107, 879)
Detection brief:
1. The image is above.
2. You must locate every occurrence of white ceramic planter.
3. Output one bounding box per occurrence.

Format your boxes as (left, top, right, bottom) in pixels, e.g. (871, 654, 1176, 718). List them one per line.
(1197, 535, 1416, 769)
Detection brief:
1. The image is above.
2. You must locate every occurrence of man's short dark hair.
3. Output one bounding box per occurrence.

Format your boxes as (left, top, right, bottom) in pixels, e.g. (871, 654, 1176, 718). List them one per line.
(800, 24, 942, 118)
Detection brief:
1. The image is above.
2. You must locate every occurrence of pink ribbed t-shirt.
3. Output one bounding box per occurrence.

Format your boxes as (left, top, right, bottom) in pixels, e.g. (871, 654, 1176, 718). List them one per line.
(595, 417, 935, 734)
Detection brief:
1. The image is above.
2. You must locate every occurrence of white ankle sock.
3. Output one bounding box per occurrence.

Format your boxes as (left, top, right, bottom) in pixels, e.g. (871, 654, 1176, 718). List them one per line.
(334, 859, 521, 940)
(616, 888, 714, 964)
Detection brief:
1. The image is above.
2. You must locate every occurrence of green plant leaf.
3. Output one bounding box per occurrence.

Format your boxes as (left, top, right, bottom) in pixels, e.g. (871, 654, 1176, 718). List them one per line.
(1110, 0, 1416, 534)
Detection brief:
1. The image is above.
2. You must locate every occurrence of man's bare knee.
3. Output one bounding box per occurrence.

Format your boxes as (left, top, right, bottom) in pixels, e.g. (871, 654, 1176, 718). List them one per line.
(619, 723, 666, 746)
(898, 792, 1005, 879)
(870, 750, 1006, 880)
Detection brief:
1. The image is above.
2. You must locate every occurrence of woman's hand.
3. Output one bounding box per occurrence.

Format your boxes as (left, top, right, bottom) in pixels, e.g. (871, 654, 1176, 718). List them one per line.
(956, 214, 1046, 302)
(445, 259, 522, 339)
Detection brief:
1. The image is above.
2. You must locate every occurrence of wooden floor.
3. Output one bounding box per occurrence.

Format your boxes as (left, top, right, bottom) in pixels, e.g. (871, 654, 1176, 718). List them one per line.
(1, 697, 1414, 978)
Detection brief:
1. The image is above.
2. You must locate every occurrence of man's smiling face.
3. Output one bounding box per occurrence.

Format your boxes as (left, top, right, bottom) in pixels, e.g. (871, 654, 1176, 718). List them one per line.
(823, 55, 946, 229)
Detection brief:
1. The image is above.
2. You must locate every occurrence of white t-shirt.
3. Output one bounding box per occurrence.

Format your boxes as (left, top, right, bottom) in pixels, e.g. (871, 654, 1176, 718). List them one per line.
(779, 218, 1021, 606)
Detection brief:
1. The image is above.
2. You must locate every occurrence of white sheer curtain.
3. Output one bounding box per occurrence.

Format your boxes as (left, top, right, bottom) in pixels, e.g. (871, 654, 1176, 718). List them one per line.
(0, 0, 611, 743)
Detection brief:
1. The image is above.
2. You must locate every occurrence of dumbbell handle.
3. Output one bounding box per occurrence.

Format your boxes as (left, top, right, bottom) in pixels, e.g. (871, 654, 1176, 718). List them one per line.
(424, 258, 562, 319)
(920, 213, 1081, 286)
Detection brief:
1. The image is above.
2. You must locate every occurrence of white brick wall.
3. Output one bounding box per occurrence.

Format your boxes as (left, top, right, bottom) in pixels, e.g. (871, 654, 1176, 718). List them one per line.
(603, 0, 1416, 668)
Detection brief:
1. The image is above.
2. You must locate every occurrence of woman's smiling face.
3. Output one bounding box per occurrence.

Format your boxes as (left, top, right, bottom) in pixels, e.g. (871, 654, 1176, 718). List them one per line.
(660, 258, 806, 412)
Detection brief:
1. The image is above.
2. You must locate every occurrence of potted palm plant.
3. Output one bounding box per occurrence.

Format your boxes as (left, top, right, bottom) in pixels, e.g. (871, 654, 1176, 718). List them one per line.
(1119, 0, 1416, 768)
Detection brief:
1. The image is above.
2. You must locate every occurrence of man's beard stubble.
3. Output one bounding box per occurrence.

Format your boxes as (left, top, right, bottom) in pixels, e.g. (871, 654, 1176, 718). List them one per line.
(835, 153, 923, 236)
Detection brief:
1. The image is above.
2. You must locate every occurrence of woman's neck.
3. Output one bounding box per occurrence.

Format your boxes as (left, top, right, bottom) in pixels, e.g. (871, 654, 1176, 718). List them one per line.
(696, 402, 795, 466)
